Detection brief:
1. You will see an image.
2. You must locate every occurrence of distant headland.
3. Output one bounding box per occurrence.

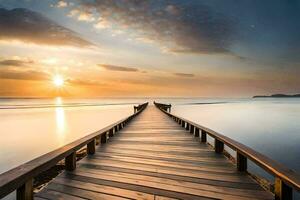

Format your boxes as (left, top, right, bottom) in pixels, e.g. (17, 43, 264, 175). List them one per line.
(253, 94, 300, 98)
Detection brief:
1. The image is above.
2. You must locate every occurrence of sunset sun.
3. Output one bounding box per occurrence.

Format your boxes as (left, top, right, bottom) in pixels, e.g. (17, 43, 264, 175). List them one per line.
(53, 75, 64, 87)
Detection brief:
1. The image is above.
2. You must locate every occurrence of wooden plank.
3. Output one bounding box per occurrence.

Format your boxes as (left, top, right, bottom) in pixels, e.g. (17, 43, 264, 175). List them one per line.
(46, 183, 130, 200)
(35, 105, 274, 200)
(90, 153, 235, 169)
(78, 160, 257, 183)
(77, 164, 263, 190)
(59, 173, 213, 200)
(71, 168, 273, 199)
(63, 171, 272, 200)
(36, 189, 86, 200)
(53, 177, 154, 200)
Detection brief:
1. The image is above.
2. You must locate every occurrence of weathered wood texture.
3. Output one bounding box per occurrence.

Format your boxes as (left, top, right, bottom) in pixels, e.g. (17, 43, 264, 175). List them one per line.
(155, 102, 300, 200)
(36, 106, 273, 200)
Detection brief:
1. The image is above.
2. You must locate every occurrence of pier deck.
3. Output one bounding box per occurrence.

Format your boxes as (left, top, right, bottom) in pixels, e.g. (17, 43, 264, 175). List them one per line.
(35, 105, 273, 200)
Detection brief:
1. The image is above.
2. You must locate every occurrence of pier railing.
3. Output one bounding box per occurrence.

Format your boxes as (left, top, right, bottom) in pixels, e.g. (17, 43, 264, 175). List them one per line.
(0, 102, 148, 200)
(154, 102, 300, 200)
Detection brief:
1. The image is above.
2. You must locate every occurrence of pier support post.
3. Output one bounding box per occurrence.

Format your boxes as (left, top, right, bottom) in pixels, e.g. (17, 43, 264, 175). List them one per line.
(275, 178, 293, 200)
(215, 139, 224, 153)
(181, 121, 185, 128)
(101, 133, 107, 144)
(87, 139, 96, 155)
(95, 136, 100, 145)
(237, 152, 247, 171)
(109, 128, 114, 137)
(186, 123, 190, 131)
(195, 128, 200, 137)
(201, 130, 207, 142)
(65, 152, 76, 171)
(190, 125, 194, 134)
(17, 178, 33, 200)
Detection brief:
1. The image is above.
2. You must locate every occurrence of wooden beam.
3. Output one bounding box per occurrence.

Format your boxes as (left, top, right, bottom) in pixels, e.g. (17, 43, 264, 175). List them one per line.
(95, 136, 100, 145)
(101, 133, 107, 144)
(185, 123, 190, 131)
(215, 139, 224, 154)
(108, 128, 114, 137)
(237, 152, 247, 172)
(87, 139, 96, 155)
(195, 128, 200, 137)
(190, 125, 194, 134)
(65, 152, 76, 171)
(16, 178, 33, 200)
(275, 178, 293, 200)
(201, 130, 207, 143)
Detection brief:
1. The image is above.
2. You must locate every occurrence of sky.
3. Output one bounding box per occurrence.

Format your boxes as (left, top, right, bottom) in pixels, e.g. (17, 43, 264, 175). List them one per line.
(0, 0, 299, 97)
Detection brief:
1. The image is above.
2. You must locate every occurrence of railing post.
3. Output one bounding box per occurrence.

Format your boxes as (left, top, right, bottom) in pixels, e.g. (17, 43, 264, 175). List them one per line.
(95, 136, 100, 145)
(186, 123, 190, 131)
(237, 152, 247, 172)
(17, 178, 33, 200)
(215, 139, 224, 153)
(201, 130, 207, 142)
(181, 121, 185, 128)
(109, 128, 114, 137)
(190, 125, 194, 134)
(65, 152, 76, 171)
(275, 178, 293, 200)
(195, 128, 200, 137)
(87, 139, 96, 155)
(101, 132, 107, 144)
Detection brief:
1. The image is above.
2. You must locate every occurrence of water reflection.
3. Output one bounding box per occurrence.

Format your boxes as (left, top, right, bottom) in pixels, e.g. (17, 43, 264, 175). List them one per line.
(55, 97, 66, 145)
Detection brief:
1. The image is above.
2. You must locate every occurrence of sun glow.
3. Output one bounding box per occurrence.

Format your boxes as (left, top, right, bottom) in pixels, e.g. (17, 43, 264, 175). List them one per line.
(53, 75, 64, 87)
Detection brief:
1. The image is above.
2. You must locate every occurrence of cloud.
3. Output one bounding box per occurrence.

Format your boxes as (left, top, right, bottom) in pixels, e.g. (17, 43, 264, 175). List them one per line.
(0, 69, 49, 81)
(74, 0, 235, 54)
(0, 59, 34, 67)
(99, 64, 139, 72)
(174, 73, 195, 78)
(0, 8, 93, 47)
(56, 1, 68, 8)
(68, 78, 107, 86)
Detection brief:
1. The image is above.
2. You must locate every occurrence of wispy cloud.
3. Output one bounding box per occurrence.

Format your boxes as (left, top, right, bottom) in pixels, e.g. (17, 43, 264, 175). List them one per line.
(99, 64, 139, 72)
(0, 59, 34, 67)
(55, 1, 68, 8)
(0, 69, 48, 81)
(68, 78, 107, 86)
(72, 0, 235, 54)
(0, 8, 93, 47)
(174, 73, 195, 78)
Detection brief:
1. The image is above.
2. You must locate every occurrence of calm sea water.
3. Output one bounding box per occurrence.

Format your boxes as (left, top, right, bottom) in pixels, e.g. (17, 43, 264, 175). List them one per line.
(0, 97, 148, 174)
(0, 97, 299, 199)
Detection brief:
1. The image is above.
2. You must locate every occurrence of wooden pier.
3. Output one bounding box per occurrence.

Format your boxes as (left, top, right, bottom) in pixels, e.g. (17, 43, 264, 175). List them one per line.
(0, 102, 300, 200)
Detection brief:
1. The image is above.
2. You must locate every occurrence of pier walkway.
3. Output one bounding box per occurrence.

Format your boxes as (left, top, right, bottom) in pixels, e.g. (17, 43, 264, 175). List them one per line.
(35, 105, 273, 200)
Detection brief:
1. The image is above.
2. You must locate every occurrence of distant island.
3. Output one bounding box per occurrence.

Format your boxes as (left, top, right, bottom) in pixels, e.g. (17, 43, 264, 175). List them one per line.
(253, 94, 300, 98)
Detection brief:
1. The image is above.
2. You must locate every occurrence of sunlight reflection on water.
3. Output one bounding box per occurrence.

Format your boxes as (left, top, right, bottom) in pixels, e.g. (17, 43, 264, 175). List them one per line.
(55, 97, 66, 146)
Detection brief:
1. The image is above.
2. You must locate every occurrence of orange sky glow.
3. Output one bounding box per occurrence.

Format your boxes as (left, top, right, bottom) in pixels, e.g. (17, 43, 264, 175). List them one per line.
(0, 1, 299, 97)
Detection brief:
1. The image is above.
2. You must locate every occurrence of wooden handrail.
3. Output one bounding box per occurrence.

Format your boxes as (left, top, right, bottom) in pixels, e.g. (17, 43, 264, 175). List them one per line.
(155, 102, 300, 200)
(134, 102, 149, 113)
(0, 102, 148, 200)
(153, 101, 171, 112)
